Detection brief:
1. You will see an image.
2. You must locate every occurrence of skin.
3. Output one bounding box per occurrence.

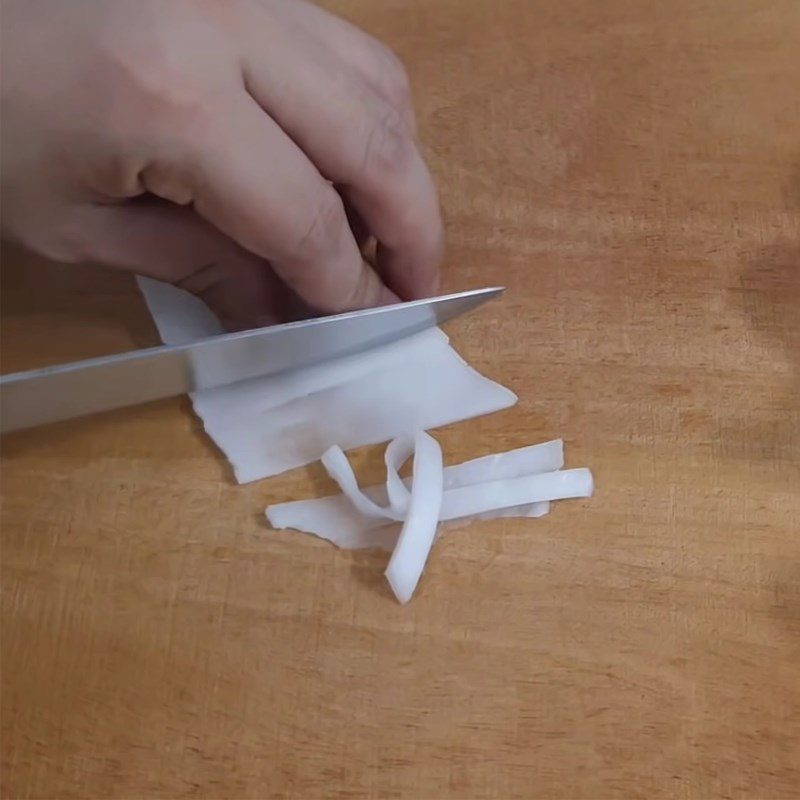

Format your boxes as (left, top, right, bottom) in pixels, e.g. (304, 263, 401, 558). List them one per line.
(0, 0, 444, 329)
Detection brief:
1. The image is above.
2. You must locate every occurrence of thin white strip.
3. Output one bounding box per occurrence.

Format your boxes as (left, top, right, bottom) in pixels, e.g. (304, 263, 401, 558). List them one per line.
(266, 439, 571, 548)
(383, 432, 444, 604)
(439, 468, 593, 520)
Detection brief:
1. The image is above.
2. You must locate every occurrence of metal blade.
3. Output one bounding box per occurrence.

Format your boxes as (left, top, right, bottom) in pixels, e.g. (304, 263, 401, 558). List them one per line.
(0, 286, 503, 433)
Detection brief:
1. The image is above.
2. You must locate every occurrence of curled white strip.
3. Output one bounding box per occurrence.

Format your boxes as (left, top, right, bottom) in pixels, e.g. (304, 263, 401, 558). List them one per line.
(323, 431, 443, 603)
(268, 436, 593, 603)
(320, 435, 416, 521)
(268, 439, 570, 547)
(320, 446, 398, 520)
(384, 432, 444, 604)
(316, 438, 580, 527)
(384, 436, 414, 515)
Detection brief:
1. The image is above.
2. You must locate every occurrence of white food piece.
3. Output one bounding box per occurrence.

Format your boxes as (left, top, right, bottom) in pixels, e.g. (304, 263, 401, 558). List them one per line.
(199, 335, 515, 483)
(137, 273, 224, 344)
(320, 444, 402, 520)
(322, 431, 447, 602)
(439, 469, 592, 519)
(138, 278, 596, 603)
(320, 435, 416, 520)
(138, 277, 517, 482)
(384, 432, 444, 603)
(268, 492, 402, 551)
(268, 434, 593, 603)
(266, 439, 581, 549)
(319, 443, 588, 525)
(384, 436, 415, 515)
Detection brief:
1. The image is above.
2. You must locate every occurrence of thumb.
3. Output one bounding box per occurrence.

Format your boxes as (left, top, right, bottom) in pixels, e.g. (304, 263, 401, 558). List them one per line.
(75, 202, 297, 330)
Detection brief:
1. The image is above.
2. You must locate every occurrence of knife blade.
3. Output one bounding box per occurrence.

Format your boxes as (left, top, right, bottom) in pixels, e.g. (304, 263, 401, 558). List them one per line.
(0, 286, 503, 433)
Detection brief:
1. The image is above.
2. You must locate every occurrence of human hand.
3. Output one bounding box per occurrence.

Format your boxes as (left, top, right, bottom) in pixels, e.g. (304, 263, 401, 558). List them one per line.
(0, 0, 443, 329)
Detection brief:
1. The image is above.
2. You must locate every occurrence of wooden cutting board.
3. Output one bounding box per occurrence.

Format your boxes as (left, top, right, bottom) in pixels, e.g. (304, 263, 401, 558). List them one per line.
(2, 1, 798, 797)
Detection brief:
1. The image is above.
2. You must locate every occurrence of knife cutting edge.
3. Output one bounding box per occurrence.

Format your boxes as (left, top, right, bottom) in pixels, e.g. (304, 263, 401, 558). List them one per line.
(0, 286, 503, 433)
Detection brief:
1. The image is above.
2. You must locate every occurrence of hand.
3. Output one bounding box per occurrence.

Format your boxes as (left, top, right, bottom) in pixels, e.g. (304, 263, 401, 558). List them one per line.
(0, 0, 444, 329)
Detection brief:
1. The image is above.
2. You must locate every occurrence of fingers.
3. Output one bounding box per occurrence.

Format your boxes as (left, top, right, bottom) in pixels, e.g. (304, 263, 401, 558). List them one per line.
(177, 258, 301, 331)
(144, 92, 397, 314)
(342, 194, 372, 251)
(241, 6, 443, 301)
(70, 201, 295, 330)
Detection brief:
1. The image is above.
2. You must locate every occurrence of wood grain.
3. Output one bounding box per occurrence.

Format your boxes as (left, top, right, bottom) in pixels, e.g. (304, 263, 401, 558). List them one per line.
(2, 1, 799, 797)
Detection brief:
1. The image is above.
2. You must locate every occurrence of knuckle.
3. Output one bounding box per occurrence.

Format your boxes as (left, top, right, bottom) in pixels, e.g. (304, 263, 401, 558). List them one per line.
(296, 190, 347, 258)
(320, 262, 381, 314)
(35, 221, 94, 265)
(152, 84, 217, 142)
(374, 45, 412, 108)
(361, 106, 415, 177)
(333, 269, 373, 312)
(100, 39, 216, 140)
(140, 159, 195, 205)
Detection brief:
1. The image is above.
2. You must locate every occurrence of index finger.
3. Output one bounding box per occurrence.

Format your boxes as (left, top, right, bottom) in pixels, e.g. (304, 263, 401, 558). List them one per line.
(148, 91, 397, 314)
(241, 19, 444, 300)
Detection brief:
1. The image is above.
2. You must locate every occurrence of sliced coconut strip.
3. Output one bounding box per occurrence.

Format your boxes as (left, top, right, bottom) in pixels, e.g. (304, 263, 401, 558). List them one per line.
(439, 469, 593, 520)
(317, 436, 591, 603)
(442, 439, 564, 487)
(219, 344, 515, 483)
(319, 435, 417, 521)
(319, 432, 444, 601)
(319, 446, 588, 527)
(383, 432, 444, 603)
(320, 445, 400, 520)
(266, 439, 574, 549)
(267, 493, 398, 550)
(139, 276, 516, 484)
(384, 436, 415, 515)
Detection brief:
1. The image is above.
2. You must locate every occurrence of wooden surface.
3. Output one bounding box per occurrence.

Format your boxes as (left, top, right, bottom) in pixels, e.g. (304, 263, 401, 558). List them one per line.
(2, 1, 799, 797)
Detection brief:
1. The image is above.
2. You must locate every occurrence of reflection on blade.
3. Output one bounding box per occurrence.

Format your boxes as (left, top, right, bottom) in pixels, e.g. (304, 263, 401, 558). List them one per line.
(0, 287, 503, 432)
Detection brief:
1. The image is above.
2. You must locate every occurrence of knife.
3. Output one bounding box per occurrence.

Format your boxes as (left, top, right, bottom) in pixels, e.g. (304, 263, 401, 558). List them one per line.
(0, 286, 503, 433)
